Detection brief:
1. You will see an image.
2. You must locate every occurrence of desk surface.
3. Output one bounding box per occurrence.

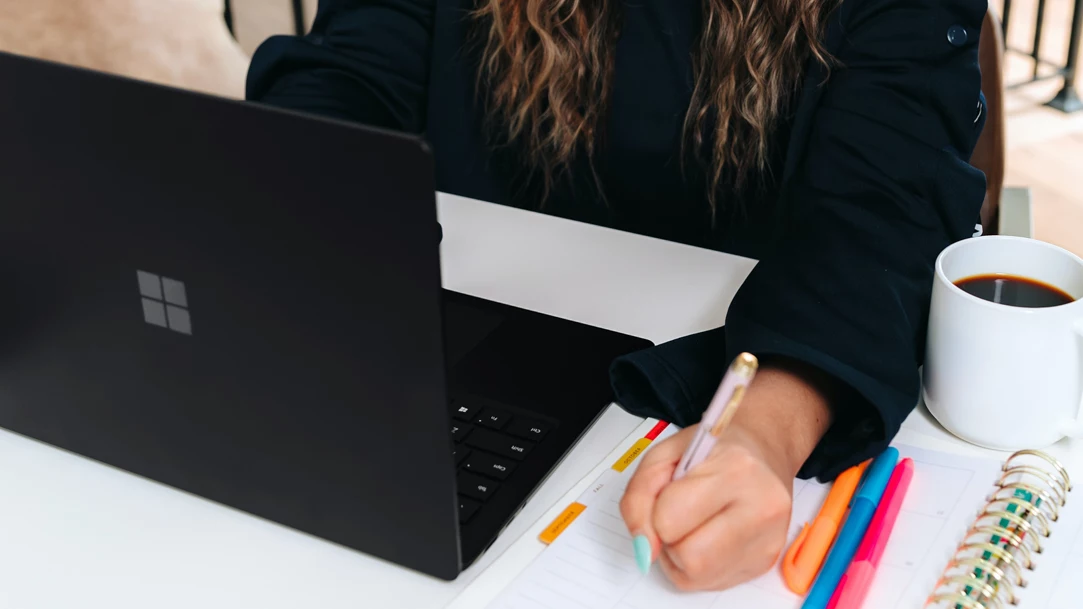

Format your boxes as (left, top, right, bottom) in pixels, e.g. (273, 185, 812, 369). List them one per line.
(0, 192, 1076, 609)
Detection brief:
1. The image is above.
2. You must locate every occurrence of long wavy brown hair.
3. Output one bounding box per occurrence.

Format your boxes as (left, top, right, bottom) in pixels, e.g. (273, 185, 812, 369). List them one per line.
(473, 0, 838, 215)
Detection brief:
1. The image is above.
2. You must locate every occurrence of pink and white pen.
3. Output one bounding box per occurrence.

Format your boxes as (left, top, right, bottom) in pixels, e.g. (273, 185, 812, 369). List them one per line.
(672, 352, 758, 480)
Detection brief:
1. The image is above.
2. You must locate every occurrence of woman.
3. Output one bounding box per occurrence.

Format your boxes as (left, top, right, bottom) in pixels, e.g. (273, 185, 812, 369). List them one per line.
(246, 0, 987, 591)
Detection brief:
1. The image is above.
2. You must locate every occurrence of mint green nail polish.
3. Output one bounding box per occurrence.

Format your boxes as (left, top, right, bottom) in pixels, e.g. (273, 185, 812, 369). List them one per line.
(632, 535, 652, 574)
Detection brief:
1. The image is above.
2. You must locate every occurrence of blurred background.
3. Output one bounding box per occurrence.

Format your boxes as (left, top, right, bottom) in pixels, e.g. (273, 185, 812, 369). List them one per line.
(0, 0, 1079, 256)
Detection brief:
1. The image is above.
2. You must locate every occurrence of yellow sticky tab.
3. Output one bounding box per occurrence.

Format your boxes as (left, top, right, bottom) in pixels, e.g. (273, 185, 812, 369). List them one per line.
(612, 437, 653, 472)
(539, 502, 586, 544)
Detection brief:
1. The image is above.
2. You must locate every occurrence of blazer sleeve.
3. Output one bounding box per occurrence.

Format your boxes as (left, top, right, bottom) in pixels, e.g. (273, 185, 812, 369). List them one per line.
(611, 0, 988, 482)
(244, 0, 435, 132)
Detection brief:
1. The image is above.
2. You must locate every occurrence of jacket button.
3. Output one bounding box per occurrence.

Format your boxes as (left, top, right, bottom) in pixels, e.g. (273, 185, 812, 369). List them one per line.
(947, 25, 968, 46)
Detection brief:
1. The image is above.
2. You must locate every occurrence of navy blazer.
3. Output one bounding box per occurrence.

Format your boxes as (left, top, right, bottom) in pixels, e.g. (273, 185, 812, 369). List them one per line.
(246, 0, 988, 481)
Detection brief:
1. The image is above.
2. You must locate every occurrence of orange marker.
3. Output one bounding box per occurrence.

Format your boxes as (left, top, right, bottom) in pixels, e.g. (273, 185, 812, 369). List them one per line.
(782, 459, 871, 595)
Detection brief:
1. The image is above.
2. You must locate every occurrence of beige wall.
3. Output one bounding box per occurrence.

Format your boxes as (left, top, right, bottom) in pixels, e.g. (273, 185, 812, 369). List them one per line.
(230, 0, 317, 56)
(0, 0, 250, 98)
(0, 0, 317, 99)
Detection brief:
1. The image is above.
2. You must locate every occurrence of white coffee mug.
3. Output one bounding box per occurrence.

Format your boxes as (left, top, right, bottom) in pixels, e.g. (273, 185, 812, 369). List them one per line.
(923, 235, 1083, 451)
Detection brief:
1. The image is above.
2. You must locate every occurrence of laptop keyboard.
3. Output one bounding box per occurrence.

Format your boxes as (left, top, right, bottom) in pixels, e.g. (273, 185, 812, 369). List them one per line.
(449, 400, 550, 525)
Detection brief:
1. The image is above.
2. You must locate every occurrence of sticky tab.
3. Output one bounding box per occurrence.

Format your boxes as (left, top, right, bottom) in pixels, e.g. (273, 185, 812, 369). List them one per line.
(539, 502, 586, 544)
(612, 438, 653, 472)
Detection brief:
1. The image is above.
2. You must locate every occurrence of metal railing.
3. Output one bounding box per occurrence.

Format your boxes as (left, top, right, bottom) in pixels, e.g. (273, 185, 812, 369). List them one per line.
(290, 0, 306, 37)
(1002, 0, 1083, 112)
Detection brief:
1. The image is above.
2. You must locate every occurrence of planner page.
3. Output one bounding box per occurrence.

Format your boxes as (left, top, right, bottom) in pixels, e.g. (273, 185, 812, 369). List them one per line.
(1022, 487, 1083, 609)
(484, 438, 1082, 609)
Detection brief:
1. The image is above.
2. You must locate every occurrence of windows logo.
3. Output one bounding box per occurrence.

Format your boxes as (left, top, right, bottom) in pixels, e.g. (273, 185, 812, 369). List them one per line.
(137, 270, 192, 335)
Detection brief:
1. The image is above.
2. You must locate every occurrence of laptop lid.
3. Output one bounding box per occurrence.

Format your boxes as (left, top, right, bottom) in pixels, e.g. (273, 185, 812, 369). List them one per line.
(0, 52, 464, 579)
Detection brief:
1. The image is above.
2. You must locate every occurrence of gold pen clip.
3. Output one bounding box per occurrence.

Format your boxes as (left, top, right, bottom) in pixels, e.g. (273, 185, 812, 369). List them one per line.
(708, 353, 757, 437)
(709, 385, 745, 436)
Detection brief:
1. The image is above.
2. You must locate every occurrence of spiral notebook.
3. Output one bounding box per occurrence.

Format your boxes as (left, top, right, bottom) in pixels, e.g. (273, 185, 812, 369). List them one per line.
(484, 423, 1083, 609)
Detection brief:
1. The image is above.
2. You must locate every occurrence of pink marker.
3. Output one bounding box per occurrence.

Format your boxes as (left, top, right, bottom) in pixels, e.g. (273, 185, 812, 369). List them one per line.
(826, 458, 915, 609)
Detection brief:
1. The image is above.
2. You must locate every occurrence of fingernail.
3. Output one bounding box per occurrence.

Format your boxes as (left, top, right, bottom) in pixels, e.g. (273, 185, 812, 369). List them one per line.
(632, 535, 652, 574)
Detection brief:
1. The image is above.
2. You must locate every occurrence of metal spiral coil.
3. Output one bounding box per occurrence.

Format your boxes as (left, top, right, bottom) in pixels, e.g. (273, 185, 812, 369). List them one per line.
(924, 449, 1071, 608)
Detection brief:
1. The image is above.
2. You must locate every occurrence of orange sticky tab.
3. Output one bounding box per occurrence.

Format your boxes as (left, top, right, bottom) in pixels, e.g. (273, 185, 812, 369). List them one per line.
(539, 502, 586, 544)
(612, 437, 653, 472)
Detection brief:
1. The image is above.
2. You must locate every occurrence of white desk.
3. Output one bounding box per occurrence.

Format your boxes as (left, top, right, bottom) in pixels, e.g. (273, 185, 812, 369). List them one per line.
(0, 192, 1077, 609)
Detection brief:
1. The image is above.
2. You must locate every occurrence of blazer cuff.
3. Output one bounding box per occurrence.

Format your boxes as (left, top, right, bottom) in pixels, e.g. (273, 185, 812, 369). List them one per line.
(609, 327, 728, 428)
(610, 322, 910, 482)
(724, 317, 909, 481)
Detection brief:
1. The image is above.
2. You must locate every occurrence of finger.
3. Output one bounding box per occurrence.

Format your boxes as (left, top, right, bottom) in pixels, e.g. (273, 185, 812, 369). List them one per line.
(664, 499, 789, 591)
(666, 509, 753, 589)
(619, 431, 686, 540)
(657, 548, 695, 591)
(637, 426, 696, 468)
(618, 429, 694, 560)
(658, 540, 747, 593)
(651, 448, 756, 544)
(660, 542, 743, 593)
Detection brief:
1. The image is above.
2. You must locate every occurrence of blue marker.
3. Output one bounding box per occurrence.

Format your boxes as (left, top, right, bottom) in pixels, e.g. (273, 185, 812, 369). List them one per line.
(801, 447, 900, 609)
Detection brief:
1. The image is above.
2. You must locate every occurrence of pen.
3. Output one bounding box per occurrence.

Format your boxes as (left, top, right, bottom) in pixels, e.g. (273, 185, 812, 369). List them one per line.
(826, 458, 915, 609)
(801, 447, 900, 609)
(782, 459, 872, 594)
(672, 352, 758, 480)
(632, 353, 757, 574)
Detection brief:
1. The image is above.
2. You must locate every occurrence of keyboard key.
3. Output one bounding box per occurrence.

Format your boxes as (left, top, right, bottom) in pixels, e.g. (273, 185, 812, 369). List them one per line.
(458, 496, 481, 523)
(451, 421, 474, 443)
(451, 402, 480, 422)
(505, 419, 550, 441)
(464, 428, 535, 461)
(464, 452, 516, 480)
(458, 471, 499, 501)
(453, 446, 471, 467)
(474, 408, 510, 430)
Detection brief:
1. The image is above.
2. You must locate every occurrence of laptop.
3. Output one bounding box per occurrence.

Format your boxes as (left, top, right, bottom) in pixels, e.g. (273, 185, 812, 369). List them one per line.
(0, 51, 651, 580)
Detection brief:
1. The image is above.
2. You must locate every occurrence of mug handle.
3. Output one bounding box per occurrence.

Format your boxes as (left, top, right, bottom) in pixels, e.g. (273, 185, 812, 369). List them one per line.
(1057, 319, 1083, 438)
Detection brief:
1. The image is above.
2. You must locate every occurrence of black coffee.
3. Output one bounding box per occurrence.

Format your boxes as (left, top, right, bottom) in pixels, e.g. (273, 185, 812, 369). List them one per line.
(954, 274, 1075, 308)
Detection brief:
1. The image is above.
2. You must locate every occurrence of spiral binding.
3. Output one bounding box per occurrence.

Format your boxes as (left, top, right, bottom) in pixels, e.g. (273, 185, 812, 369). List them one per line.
(924, 450, 1072, 608)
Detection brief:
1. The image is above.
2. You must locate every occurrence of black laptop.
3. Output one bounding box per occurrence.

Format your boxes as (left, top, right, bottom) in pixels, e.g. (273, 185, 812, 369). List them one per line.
(0, 51, 651, 580)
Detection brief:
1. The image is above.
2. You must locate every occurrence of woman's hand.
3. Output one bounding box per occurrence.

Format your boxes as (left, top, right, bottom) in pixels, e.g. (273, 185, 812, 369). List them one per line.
(620, 422, 795, 590)
(619, 361, 837, 591)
